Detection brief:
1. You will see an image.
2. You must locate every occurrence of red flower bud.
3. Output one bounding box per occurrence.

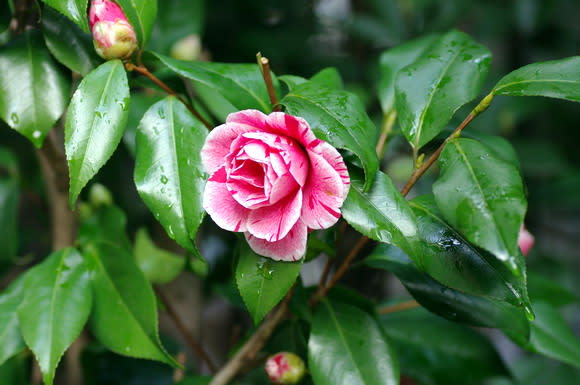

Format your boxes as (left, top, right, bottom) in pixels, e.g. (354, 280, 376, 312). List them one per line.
(518, 225, 534, 256)
(89, 0, 137, 60)
(264, 352, 306, 385)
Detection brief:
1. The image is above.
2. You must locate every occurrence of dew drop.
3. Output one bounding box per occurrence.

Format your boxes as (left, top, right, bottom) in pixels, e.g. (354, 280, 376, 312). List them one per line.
(256, 261, 274, 280)
(160, 175, 168, 184)
(10, 112, 19, 125)
(32, 130, 42, 139)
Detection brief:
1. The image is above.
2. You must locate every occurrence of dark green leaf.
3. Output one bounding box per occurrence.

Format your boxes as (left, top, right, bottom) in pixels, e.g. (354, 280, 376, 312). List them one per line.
(342, 169, 417, 252)
(123, 93, 163, 156)
(0, 179, 18, 264)
(0, 276, 25, 367)
(17, 248, 92, 385)
(0, 30, 69, 147)
(365, 244, 530, 344)
(527, 272, 580, 307)
(0, 1, 12, 32)
(116, 0, 157, 46)
(278, 75, 307, 92)
(235, 241, 302, 323)
(310, 67, 343, 90)
(493, 56, 580, 101)
(0, 353, 28, 385)
(380, 307, 508, 385)
(309, 299, 398, 385)
(134, 228, 185, 284)
(378, 34, 439, 114)
(41, 0, 89, 32)
(134, 96, 207, 255)
(78, 204, 132, 251)
(154, 53, 275, 112)
(433, 138, 527, 275)
(395, 30, 492, 149)
(410, 195, 529, 308)
(42, 6, 101, 76)
(512, 356, 580, 385)
(65, 60, 130, 207)
(526, 302, 580, 368)
(84, 241, 176, 366)
(148, 0, 204, 55)
(281, 82, 379, 190)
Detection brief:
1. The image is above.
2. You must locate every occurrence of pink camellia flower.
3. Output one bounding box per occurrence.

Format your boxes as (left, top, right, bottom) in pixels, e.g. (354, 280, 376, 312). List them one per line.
(264, 352, 306, 385)
(518, 225, 535, 256)
(201, 110, 350, 261)
(89, 0, 138, 60)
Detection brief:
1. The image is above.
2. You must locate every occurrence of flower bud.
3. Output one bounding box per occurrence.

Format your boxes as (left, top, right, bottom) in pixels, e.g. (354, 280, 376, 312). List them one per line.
(518, 225, 534, 256)
(89, 0, 138, 60)
(264, 352, 306, 385)
(170, 34, 201, 61)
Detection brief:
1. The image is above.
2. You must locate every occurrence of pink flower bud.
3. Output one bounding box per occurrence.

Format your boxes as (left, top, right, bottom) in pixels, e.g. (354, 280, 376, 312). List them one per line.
(89, 0, 138, 60)
(518, 225, 534, 256)
(264, 352, 306, 385)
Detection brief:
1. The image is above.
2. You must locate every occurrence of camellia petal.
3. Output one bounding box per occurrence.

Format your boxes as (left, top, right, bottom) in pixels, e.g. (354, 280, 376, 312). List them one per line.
(246, 220, 308, 262)
(203, 167, 250, 232)
(266, 112, 319, 148)
(247, 190, 302, 242)
(201, 122, 258, 174)
(312, 141, 350, 199)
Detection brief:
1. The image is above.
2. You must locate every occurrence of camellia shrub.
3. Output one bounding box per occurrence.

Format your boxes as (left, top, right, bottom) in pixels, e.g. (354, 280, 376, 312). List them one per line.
(0, 1, 579, 385)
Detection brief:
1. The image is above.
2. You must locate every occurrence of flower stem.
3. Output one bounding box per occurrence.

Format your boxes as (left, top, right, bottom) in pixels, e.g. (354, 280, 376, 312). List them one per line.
(256, 53, 281, 111)
(125, 62, 213, 130)
(377, 300, 419, 315)
(399, 92, 494, 197)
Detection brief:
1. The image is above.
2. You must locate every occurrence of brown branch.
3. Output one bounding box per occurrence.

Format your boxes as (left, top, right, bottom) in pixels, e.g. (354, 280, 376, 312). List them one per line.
(399, 93, 494, 197)
(377, 300, 419, 315)
(124, 63, 213, 130)
(155, 287, 218, 373)
(318, 256, 334, 288)
(256, 53, 281, 111)
(209, 286, 295, 385)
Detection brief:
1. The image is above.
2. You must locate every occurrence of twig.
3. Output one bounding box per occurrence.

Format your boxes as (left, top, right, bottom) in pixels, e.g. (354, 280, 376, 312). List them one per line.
(377, 300, 419, 315)
(209, 286, 295, 385)
(256, 53, 281, 111)
(318, 256, 334, 288)
(124, 63, 213, 130)
(399, 93, 494, 197)
(155, 287, 217, 373)
(376, 110, 397, 158)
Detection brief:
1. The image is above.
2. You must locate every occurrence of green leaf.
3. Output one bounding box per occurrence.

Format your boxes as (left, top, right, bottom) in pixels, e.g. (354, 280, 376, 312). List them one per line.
(134, 228, 185, 284)
(123, 93, 164, 156)
(0, 353, 28, 385)
(0, 178, 18, 264)
(278, 75, 307, 92)
(0, 277, 25, 367)
(365, 244, 530, 344)
(410, 195, 530, 309)
(493, 56, 580, 101)
(148, 0, 204, 55)
(527, 272, 580, 307)
(42, 6, 101, 76)
(281, 82, 379, 190)
(342, 169, 417, 253)
(78, 204, 132, 251)
(153, 53, 275, 112)
(310, 67, 343, 90)
(116, 0, 157, 46)
(380, 307, 508, 385)
(378, 34, 440, 114)
(235, 241, 302, 323)
(65, 60, 130, 207)
(526, 302, 580, 368)
(433, 138, 527, 275)
(17, 248, 92, 385)
(134, 96, 208, 255)
(309, 299, 398, 385)
(41, 0, 89, 32)
(84, 241, 176, 366)
(0, 30, 69, 147)
(395, 29, 492, 149)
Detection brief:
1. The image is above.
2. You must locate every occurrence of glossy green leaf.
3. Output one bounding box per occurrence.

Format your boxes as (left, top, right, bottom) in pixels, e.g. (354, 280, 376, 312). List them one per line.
(148, 0, 204, 55)
(78, 204, 132, 251)
(0, 178, 18, 264)
(511, 356, 580, 385)
(65, 60, 130, 207)
(410, 195, 529, 309)
(310, 67, 343, 90)
(134, 228, 185, 284)
(309, 299, 398, 385)
(0, 277, 25, 367)
(342, 169, 417, 253)
(281, 82, 379, 190)
(235, 241, 302, 323)
(527, 272, 580, 307)
(17, 248, 92, 385)
(41, 0, 89, 32)
(278, 75, 307, 92)
(84, 241, 176, 366)
(154, 53, 275, 112)
(395, 30, 491, 149)
(526, 302, 580, 368)
(0, 30, 69, 147)
(134, 96, 208, 255)
(123, 93, 163, 156)
(433, 138, 527, 275)
(378, 34, 439, 114)
(380, 307, 508, 385)
(116, 0, 157, 46)
(42, 6, 101, 76)
(365, 244, 530, 344)
(493, 56, 580, 101)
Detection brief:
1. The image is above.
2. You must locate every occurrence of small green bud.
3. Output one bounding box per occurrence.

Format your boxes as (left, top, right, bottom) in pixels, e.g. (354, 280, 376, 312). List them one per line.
(264, 352, 306, 385)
